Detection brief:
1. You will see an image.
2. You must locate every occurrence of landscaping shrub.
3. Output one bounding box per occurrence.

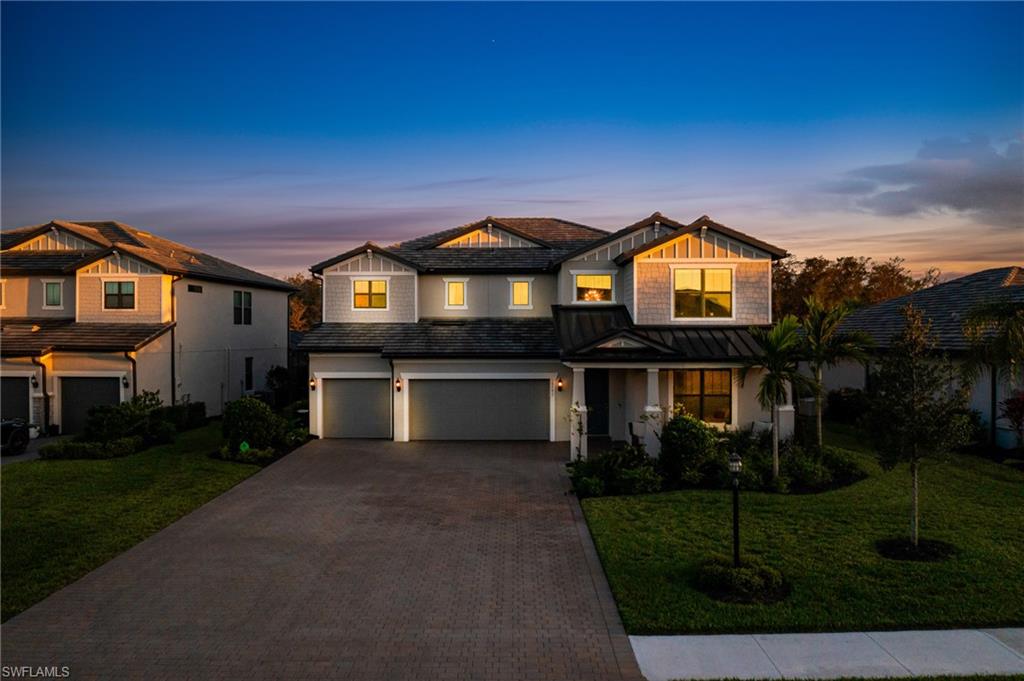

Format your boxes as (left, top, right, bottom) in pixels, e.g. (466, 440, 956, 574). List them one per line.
(282, 427, 310, 448)
(659, 414, 723, 488)
(214, 444, 278, 465)
(81, 404, 136, 443)
(151, 401, 206, 432)
(138, 418, 178, 447)
(569, 445, 662, 498)
(693, 554, 789, 604)
(39, 436, 142, 460)
(222, 397, 287, 452)
(710, 433, 866, 493)
(825, 388, 871, 425)
(81, 391, 174, 445)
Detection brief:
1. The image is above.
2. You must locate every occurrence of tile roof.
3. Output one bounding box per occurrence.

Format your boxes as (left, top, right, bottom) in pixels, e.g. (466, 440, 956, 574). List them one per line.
(298, 318, 560, 358)
(552, 305, 765, 361)
(1, 220, 294, 292)
(840, 266, 1024, 351)
(396, 217, 606, 250)
(0, 318, 175, 357)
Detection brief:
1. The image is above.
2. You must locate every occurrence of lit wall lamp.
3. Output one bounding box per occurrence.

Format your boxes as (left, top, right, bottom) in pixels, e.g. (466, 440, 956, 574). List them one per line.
(556, 377, 564, 392)
(122, 376, 130, 389)
(31, 376, 39, 389)
(394, 377, 403, 392)
(308, 377, 316, 391)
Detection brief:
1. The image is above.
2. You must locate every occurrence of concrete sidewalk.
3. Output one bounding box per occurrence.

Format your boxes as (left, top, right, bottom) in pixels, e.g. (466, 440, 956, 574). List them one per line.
(630, 628, 1024, 680)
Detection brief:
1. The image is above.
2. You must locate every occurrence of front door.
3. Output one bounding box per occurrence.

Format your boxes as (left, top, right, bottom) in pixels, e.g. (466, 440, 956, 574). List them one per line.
(585, 369, 609, 436)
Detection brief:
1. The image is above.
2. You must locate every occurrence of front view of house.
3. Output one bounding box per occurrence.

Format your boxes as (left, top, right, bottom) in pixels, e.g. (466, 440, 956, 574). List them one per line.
(300, 213, 794, 456)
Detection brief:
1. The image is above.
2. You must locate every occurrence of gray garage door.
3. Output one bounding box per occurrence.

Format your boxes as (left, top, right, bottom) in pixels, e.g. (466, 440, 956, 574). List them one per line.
(2, 377, 31, 422)
(410, 379, 549, 441)
(322, 379, 391, 438)
(61, 377, 120, 434)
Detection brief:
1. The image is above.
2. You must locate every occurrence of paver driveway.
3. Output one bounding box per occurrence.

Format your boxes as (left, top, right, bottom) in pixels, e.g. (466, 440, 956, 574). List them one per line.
(1, 440, 642, 681)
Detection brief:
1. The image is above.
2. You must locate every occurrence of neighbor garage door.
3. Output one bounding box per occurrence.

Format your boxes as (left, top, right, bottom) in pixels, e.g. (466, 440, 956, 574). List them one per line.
(60, 377, 120, 434)
(1, 377, 31, 422)
(322, 379, 391, 438)
(409, 379, 549, 440)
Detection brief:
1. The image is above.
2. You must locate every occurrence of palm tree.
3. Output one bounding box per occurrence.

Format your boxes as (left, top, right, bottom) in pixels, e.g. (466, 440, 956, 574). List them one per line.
(741, 315, 810, 480)
(801, 296, 873, 449)
(962, 298, 1024, 388)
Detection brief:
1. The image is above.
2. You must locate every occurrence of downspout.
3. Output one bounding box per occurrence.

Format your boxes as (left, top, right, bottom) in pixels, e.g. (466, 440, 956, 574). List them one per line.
(123, 351, 138, 398)
(990, 363, 998, 445)
(31, 356, 49, 433)
(389, 357, 395, 440)
(170, 275, 182, 405)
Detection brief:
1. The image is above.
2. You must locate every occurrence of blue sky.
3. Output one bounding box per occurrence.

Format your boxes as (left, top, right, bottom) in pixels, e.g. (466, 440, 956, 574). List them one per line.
(2, 2, 1021, 277)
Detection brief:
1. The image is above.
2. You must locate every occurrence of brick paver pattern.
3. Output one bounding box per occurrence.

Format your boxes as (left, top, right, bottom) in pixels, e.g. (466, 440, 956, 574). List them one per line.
(2, 440, 642, 681)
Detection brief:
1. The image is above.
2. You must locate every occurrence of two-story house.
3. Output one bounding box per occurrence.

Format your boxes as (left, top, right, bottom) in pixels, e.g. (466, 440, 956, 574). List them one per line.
(0, 220, 293, 434)
(300, 213, 793, 457)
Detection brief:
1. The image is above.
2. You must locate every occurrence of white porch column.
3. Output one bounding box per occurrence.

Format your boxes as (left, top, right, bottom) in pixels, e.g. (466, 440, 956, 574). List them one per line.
(778, 378, 796, 440)
(570, 367, 588, 461)
(643, 368, 663, 456)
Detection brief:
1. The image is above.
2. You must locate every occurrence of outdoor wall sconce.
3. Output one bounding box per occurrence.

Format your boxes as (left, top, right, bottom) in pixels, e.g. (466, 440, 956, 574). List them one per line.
(308, 377, 316, 391)
(31, 376, 39, 389)
(122, 376, 130, 389)
(556, 377, 564, 392)
(394, 377, 403, 392)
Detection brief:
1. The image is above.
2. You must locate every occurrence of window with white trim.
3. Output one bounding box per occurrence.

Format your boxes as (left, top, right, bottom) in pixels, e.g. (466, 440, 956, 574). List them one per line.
(575, 273, 613, 302)
(673, 268, 732, 318)
(509, 278, 532, 309)
(444, 279, 467, 310)
(353, 279, 387, 309)
(42, 280, 63, 309)
(104, 281, 135, 309)
(233, 290, 252, 324)
(675, 369, 732, 424)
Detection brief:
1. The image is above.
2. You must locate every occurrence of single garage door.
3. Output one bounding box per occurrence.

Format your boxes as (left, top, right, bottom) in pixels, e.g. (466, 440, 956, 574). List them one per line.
(322, 379, 391, 438)
(1, 377, 31, 422)
(60, 377, 120, 434)
(410, 379, 549, 440)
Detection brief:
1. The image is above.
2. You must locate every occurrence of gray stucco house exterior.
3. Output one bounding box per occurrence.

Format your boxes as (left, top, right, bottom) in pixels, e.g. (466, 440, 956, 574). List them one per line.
(300, 213, 793, 457)
(0, 220, 293, 433)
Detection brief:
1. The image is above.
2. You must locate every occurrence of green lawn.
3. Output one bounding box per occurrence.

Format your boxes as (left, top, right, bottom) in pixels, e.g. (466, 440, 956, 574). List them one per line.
(583, 423, 1024, 635)
(1, 424, 260, 621)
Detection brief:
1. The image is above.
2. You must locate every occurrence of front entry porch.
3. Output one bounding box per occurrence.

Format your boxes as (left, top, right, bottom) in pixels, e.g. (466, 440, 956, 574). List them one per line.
(566, 364, 794, 461)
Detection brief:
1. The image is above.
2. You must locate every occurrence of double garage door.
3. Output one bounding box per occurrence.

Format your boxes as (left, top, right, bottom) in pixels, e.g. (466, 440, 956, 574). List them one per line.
(321, 377, 549, 440)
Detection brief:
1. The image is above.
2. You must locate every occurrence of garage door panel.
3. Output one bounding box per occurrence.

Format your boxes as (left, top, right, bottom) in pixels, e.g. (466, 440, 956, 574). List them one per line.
(2, 377, 31, 422)
(410, 379, 548, 440)
(322, 379, 391, 438)
(60, 377, 121, 434)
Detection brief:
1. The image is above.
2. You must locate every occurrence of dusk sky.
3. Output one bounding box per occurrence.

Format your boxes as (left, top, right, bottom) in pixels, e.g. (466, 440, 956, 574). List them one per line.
(2, 2, 1021, 279)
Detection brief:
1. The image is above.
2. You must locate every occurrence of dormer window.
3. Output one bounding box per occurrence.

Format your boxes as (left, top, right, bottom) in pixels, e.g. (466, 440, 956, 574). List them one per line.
(353, 279, 387, 309)
(673, 267, 733, 319)
(42, 280, 64, 309)
(574, 273, 614, 303)
(104, 281, 136, 310)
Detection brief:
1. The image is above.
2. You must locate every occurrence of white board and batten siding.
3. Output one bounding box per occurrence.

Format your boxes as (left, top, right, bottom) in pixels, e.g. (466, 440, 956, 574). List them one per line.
(438, 227, 539, 249)
(13, 231, 99, 252)
(322, 251, 417, 323)
(638, 231, 772, 261)
(79, 254, 162, 276)
(323, 252, 415, 275)
(574, 225, 663, 262)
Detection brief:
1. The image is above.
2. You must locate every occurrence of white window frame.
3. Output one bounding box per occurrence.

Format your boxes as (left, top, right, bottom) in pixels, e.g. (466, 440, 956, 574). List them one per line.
(570, 269, 617, 304)
(443, 277, 469, 310)
(507, 277, 534, 310)
(233, 289, 253, 325)
(668, 264, 737, 322)
(41, 279, 65, 310)
(351, 276, 390, 312)
(101, 276, 139, 311)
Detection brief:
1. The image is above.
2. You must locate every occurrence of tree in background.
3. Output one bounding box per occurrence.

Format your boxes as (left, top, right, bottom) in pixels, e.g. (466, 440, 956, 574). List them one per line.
(773, 256, 938, 319)
(801, 296, 872, 449)
(741, 315, 810, 481)
(867, 305, 969, 548)
(962, 299, 1024, 387)
(287, 273, 322, 331)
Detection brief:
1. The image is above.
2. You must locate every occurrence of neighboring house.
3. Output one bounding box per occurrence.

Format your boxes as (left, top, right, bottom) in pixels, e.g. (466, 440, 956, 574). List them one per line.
(0, 220, 293, 434)
(825, 266, 1023, 449)
(299, 213, 792, 457)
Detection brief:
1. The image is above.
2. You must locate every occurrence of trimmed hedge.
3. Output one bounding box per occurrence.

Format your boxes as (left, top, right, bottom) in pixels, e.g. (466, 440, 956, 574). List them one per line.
(693, 554, 789, 604)
(39, 436, 143, 460)
(222, 397, 287, 452)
